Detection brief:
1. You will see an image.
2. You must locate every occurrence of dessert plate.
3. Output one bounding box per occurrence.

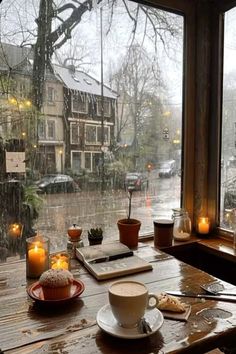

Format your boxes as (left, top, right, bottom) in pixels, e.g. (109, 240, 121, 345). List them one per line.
(27, 279, 85, 304)
(96, 304, 164, 339)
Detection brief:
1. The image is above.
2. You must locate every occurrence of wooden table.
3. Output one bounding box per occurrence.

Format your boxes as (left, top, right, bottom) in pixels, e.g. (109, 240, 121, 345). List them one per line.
(1, 243, 236, 354)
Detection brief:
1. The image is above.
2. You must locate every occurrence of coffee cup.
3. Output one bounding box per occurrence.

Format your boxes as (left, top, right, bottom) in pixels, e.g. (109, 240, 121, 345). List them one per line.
(108, 280, 159, 328)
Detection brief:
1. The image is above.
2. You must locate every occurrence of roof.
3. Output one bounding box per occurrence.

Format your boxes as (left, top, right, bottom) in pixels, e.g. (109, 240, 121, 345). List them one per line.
(53, 65, 117, 99)
(0, 43, 33, 72)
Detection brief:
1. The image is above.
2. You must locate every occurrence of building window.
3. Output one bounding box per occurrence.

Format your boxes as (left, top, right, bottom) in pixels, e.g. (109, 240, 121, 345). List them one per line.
(38, 120, 55, 140)
(18, 82, 27, 98)
(97, 126, 109, 145)
(84, 151, 100, 172)
(71, 151, 81, 172)
(85, 125, 97, 144)
(38, 121, 46, 139)
(47, 120, 55, 140)
(97, 98, 111, 117)
(47, 87, 55, 104)
(70, 123, 80, 144)
(72, 93, 88, 113)
(85, 124, 110, 145)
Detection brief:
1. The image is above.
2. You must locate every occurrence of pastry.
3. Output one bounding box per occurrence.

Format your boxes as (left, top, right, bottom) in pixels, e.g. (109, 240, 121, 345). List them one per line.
(157, 292, 186, 313)
(39, 269, 74, 300)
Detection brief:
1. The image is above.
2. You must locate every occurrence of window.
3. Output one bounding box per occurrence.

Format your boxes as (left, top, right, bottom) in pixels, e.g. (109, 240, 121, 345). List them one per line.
(97, 98, 111, 117)
(72, 93, 88, 113)
(220, 6, 236, 230)
(47, 120, 55, 139)
(38, 120, 56, 140)
(71, 151, 81, 172)
(38, 121, 46, 139)
(85, 151, 100, 172)
(97, 126, 109, 145)
(0, 0, 185, 263)
(85, 125, 97, 144)
(47, 87, 55, 104)
(85, 124, 110, 145)
(18, 81, 27, 98)
(70, 123, 80, 144)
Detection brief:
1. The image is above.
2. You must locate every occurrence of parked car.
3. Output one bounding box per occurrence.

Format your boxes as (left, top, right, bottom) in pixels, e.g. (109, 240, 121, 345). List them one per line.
(158, 160, 177, 178)
(35, 174, 79, 194)
(124, 172, 148, 191)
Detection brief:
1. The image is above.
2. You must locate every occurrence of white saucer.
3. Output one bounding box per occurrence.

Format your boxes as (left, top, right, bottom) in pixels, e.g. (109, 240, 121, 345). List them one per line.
(96, 304, 164, 339)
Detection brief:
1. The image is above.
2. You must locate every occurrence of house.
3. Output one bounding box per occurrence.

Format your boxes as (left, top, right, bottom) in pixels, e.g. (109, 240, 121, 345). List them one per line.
(0, 43, 65, 176)
(53, 64, 118, 173)
(0, 44, 118, 176)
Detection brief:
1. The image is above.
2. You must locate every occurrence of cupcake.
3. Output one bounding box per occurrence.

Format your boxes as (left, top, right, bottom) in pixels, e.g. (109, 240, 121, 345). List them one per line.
(39, 269, 74, 300)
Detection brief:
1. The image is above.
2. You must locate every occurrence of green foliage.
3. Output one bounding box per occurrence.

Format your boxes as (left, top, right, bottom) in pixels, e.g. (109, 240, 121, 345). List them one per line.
(88, 227, 103, 239)
(23, 184, 44, 218)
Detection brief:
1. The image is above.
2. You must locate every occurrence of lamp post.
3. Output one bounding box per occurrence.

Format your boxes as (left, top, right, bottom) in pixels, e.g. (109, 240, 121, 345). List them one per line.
(59, 149, 63, 173)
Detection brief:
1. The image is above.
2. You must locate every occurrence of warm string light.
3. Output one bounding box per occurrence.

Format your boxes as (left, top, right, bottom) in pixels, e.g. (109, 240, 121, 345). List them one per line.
(8, 97, 32, 109)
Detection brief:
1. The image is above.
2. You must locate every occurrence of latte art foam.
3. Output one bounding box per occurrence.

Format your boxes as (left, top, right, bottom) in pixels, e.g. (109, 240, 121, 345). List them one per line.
(110, 281, 146, 297)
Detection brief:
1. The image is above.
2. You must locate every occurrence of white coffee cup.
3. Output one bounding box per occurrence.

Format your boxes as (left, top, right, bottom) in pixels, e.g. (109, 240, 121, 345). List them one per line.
(108, 280, 159, 328)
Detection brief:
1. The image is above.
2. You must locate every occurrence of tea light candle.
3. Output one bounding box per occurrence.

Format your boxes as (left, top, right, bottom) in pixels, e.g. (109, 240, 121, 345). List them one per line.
(174, 230, 190, 240)
(198, 217, 210, 234)
(26, 236, 49, 278)
(50, 252, 70, 270)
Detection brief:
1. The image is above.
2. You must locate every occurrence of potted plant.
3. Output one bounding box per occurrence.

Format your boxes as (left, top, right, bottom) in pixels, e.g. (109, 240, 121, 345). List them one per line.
(88, 227, 103, 246)
(117, 188, 141, 248)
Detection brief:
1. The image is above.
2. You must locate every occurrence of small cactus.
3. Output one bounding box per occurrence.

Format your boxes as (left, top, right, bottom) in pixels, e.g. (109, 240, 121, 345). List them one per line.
(88, 228, 103, 239)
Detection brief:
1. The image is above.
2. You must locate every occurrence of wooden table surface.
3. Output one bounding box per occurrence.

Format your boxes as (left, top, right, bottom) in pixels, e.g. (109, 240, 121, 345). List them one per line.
(1, 243, 236, 354)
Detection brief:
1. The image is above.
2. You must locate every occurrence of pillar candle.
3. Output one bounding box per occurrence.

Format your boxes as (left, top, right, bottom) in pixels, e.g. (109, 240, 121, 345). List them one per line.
(198, 217, 210, 234)
(28, 244, 46, 277)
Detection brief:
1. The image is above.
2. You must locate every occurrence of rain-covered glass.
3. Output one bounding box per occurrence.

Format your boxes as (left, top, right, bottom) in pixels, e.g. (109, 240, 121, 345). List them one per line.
(220, 7, 236, 233)
(0, 0, 183, 263)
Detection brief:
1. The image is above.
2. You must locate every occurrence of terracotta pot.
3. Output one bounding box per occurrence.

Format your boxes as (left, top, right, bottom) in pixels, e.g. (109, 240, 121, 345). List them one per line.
(117, 218, 141, 248)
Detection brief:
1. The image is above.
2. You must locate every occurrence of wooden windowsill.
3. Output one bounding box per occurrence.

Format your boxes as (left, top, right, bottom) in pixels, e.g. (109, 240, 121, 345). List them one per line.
(141, 233, 236, 263)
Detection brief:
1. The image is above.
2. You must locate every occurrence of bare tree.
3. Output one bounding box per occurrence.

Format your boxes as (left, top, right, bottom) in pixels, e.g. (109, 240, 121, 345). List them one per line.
(30, 0, 180, 109)
(111, 44, 164, 169)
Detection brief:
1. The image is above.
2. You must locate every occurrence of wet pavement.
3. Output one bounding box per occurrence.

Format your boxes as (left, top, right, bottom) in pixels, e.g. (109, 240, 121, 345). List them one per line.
(35, 175, 181, 252)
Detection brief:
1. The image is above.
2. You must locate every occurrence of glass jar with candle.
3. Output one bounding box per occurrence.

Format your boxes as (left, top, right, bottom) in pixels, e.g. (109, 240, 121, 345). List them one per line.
(50, 252, 70, 271)
(26, 235, 49, 278)
(173, 209, 191, 241)
(197, 217, 210, 235)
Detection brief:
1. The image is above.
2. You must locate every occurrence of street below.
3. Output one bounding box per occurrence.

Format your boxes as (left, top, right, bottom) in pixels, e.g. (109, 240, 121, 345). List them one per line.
(35, 173, 181, 252)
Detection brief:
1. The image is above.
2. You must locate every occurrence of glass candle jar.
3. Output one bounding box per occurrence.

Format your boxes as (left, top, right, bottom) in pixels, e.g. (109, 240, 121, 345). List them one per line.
(173, 209, 191, 241)
(49, 251, 70, 270)
(26, 235, 49, 278)
(197, 217, 210, 235)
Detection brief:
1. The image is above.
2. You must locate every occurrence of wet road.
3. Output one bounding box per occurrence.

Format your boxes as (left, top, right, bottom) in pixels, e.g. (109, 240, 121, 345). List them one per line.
(35, 174, 181, 252)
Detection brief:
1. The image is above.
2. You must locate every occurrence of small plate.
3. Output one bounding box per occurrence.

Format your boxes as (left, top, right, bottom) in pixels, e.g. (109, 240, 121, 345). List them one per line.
(96, 304, 164, 339)
(27, 279, 85, 304)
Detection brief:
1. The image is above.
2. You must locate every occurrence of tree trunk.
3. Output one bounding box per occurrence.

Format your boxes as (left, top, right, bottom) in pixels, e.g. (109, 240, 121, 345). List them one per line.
(32, 0, 53, 111)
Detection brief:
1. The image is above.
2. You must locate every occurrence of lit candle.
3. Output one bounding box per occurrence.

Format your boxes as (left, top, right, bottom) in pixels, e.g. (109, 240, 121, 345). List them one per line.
(8, 223, 22, 237)
(50, 253, 70, 270)
(198, 217, 210, 234)
(28, 244, 46, 277)
(173, 230, 190, 240)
